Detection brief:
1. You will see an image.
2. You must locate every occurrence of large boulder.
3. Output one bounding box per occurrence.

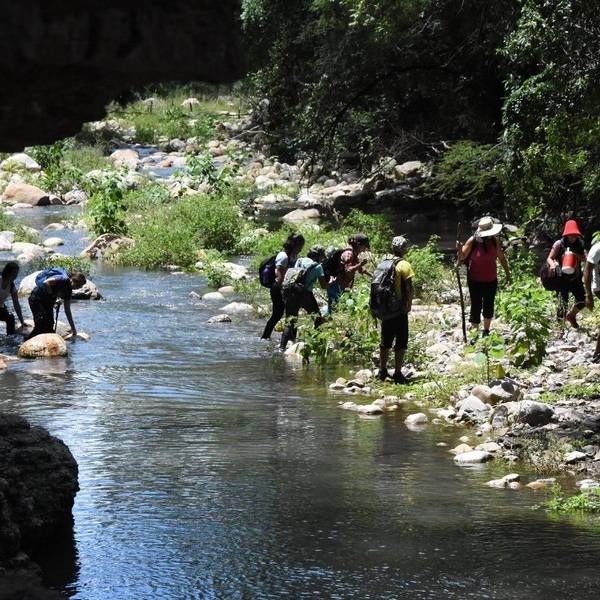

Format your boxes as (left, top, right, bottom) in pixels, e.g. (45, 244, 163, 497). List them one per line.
(12, 242, 45, 259)
(282, 208, 321, 224)
(18, 334, 68, 358)
(2, 182, 53, 206)
(80, 233, 133, 260)
(0, 153, 41, 172)
(491, 400, 555, 428)
(0, 413, 78, 593)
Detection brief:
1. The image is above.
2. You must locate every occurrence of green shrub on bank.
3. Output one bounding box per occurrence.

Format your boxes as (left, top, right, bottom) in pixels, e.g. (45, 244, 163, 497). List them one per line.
(31, 255, 93, 277)
(546, 485, 600, 515)
(87, 176, 128, 236)
(117, 191, 243, 269)
(405, 236, 452, 301)
(0, 210, 41, 244)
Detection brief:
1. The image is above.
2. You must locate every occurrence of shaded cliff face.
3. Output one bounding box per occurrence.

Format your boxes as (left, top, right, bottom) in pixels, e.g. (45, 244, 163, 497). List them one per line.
(0, 413, 78, 593)
(0, 0, 245, 150)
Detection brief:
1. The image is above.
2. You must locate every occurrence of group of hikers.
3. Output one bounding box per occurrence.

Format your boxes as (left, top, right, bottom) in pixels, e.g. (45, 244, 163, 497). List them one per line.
(0, 262, 86, 341)
(258, 215, 600, 383)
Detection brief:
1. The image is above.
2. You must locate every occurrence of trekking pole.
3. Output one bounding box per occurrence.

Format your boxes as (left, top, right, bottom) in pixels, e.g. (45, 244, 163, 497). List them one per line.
(456, 223, 468, 343)
(54, 301, 61, 334)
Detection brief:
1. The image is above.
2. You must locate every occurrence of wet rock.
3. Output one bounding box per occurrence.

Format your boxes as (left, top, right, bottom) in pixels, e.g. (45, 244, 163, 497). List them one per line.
(454, 450, 493, 464)
(356, 404, 384, 415)
(218, 285, 235, 295)
(341, 401, 358, 411)
(284, 341, 305, 356)
(207, 314, 232, 324)
(457, 395, 491, 423)
(202, 291, 225, 302)
(449, 443, 473, 455)
(476, 441, 502, 453)
(43, 223, 65, 232)
(80, 233, 133, 260)
(71, 280, 102, 301)
(18, 334, 67, 358)
(0, 413, 78, 590)
(43, 237, 64, 248)
(404, 413, 428, 425)
(220, 302, 254, 316)
(2, 182, 55, 206)
(526, 478, 556, 490)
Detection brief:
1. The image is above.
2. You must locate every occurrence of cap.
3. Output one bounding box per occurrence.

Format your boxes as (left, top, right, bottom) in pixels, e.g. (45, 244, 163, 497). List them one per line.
(392, 236, 408, 252)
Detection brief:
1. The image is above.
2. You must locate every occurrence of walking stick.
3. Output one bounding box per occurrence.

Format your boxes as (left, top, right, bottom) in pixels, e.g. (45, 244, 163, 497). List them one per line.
(456, 223, 467, 343)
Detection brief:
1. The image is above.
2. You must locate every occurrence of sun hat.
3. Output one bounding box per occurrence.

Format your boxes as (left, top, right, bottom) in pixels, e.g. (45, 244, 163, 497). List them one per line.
(562, 219, 582, 238)
(392, 235, 409, 253)
(475, 216, 503, 238)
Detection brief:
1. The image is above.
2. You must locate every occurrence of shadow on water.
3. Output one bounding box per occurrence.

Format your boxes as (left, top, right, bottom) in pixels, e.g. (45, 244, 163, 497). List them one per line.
(1, 220, 600, 598)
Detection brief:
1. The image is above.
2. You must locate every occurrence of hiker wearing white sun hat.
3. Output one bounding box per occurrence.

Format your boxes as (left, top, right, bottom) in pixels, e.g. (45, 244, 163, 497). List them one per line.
(457, 217, 511, 337)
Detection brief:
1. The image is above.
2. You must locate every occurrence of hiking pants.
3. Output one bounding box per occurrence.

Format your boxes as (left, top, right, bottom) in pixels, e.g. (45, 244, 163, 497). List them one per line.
(28, 287, 56, 339)
(261, 284, 285, 339)
(0, 305, 15, 335)
(326, 281, 344, 314)
(380, 313, 409, 351)
(280, 290, 323, 350)
(467, 278, 497, 325)
(558, 276, 585, 312)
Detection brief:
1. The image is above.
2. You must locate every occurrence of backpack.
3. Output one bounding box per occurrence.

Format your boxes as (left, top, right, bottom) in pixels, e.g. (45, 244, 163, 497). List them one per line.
(370, 258, 405, 320)
(282, 263, 317, 299)
(35, 267, 69, 288)
(539, 262, 566, 292)
(258, 255, 277, 288)
(322, 247, 345, 278)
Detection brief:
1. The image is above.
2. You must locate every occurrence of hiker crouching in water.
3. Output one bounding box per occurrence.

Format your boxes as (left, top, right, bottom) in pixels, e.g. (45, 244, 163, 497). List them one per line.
(27, 268, 86, 339)
(326, 233, 372, 314)
(457, 217, 511, 337)
(374, 236, 414, 384)
(545, 219, 586, 328)
(279, 245, 328, 351)
(261, 233, 305, 340)
(0, 262, 26, 334)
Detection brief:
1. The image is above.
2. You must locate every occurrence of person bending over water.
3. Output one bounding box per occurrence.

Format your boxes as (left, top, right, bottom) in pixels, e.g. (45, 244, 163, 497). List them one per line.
(0, 262, 26, 335)
(261, 233, 305, 340)
(27, 268, 86, 339)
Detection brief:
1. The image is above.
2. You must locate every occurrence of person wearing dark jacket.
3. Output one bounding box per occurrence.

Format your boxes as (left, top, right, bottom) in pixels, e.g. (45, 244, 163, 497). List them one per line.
(0, 261, 25, 334)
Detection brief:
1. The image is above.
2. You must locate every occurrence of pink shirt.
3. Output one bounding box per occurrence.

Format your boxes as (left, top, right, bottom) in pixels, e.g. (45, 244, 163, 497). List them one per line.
(468, 240, 499, 282)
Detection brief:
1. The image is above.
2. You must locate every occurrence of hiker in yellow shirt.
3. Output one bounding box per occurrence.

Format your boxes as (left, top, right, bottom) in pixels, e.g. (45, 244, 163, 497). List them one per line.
(379, 236, 414, 384)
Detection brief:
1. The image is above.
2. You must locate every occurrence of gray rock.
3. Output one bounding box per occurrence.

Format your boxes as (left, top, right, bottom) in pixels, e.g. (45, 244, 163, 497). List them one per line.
(207, 313, 232, 324)
(404, 412, 428, 425)
(564, 450, 587, 464)
(489, 378, 521, 403)
(471, 384, 494, 404)
(457, 395, 491, 423)
(454, 450, 493, 464)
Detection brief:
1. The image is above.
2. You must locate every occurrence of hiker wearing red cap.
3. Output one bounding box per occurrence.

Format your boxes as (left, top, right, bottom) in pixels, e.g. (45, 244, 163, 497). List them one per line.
(545, 220, 586, 328)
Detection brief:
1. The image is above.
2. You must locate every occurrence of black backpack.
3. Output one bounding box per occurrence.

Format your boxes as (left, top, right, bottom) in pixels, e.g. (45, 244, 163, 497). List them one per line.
(281, 263, 317, 300)
(258, 255, 277, 288)
(370, 258, 405, 320)
(322, 247, 345, 278)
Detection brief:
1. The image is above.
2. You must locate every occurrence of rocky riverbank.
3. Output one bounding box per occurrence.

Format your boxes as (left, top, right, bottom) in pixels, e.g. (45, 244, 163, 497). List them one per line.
(328, 303, 600, 490)
(0, 413, 78, 598)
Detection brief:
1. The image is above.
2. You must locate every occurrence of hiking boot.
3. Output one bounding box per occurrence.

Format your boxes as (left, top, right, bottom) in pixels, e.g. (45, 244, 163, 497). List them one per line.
(378, 369, 389, 381)
(393, 372, 409, 385)
(566, 313, 579, 329)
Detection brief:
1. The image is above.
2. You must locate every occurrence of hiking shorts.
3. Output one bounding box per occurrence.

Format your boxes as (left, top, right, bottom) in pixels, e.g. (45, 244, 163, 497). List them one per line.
(380, 313, 409, 351)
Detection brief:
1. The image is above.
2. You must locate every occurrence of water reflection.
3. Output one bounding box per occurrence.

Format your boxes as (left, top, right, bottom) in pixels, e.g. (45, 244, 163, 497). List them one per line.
(1, 267, 600, 598)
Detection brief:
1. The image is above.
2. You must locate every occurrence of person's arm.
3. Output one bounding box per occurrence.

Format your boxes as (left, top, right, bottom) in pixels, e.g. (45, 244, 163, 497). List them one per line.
(62, 298, 77, 337)
(585, 261, 594, 309)
(497, 244, 512, 284)
(547, 244, 560, 272)
(10, 288, 25, 327)
(404, 279, 414, 313)
(457, 236, 473, 262)
(275, 266, 286, 286)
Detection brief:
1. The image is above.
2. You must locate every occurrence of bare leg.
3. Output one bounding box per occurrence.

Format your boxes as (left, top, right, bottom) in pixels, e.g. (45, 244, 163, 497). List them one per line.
(483, 317, 492, 332)
(379, 347, 390, 379)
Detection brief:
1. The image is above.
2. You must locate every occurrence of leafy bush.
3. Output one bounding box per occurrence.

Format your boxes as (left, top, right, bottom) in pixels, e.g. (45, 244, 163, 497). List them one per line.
(546, 485, 600, 515)
(405, 236, 452, 301)
(31, 255, 93, 277)
(0, 210, 41, 243)
(117, 191, 243, 269)
(87, 176, 128, 235)
(496, 279, 553, 367)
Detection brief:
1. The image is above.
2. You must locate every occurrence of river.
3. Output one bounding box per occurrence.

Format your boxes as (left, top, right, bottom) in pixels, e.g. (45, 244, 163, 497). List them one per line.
(1, 206, 600, 599)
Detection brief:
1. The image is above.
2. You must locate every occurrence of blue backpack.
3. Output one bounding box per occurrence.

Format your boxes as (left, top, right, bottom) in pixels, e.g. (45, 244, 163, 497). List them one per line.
(35, 267, 69, 288)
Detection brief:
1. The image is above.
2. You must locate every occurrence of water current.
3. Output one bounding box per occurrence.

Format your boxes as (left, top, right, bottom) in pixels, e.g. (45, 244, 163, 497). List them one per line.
(1, 207, 600, 599)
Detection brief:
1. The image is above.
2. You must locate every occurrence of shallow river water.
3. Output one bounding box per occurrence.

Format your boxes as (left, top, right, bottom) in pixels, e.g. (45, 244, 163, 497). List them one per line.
(1, 208, 600, 599)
